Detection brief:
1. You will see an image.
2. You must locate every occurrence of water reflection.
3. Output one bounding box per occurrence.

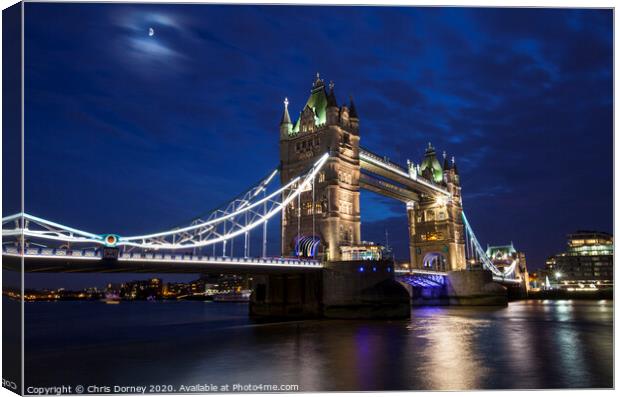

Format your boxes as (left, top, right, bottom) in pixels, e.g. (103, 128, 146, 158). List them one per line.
(411, 311, 491, 390)
(24, 299, 613, 391)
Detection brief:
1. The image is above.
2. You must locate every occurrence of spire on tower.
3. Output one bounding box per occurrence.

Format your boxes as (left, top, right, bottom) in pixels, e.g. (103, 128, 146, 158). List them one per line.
(280, 97, 292, 126)
(443, 151, 451, 170)
(451, 156, 459, 175)
(349, 96, 358, 119)
(327, 81, 338, 107)
(313, 72, 324, 89)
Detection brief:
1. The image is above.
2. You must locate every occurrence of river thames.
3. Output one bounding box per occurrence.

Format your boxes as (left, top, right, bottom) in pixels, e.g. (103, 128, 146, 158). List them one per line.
(24, 299, 612, 391)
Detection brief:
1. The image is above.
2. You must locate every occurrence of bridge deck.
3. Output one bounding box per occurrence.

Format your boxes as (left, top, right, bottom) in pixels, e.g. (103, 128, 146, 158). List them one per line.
(2, 251, 323, 274)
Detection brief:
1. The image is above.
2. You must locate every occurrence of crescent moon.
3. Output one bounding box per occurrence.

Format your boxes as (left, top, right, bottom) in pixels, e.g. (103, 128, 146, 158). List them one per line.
(148, 28, 155, 37)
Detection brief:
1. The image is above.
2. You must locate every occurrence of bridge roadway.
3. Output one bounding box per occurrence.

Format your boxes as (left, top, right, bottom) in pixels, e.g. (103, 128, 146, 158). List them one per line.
(2, 247, 522, 285)
(1, 248, 323, 274)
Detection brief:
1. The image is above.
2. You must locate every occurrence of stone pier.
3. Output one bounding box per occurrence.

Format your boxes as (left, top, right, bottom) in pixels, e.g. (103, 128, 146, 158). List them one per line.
(248, 272, 323, 319)
(249, 260, 411, 319)
(321, 260, 410, 319)
(407, 270, 508, 306)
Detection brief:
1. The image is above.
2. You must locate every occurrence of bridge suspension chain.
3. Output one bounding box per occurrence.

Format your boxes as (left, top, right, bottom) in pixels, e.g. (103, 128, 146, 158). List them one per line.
(461, 212, 517, 278)
(2, 153, 330, 254)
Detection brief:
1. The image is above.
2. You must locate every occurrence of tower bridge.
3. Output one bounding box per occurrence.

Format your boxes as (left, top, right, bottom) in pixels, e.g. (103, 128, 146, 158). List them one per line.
(279, 74, 465, 272)
(2, 74, 528, 317)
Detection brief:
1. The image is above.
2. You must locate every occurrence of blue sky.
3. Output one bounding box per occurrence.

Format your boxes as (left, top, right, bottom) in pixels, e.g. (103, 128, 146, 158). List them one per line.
(16, 4, 612, 288)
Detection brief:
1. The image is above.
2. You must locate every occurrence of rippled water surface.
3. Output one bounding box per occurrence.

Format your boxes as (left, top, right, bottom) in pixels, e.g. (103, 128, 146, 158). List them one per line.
(25, 299, 613, 391)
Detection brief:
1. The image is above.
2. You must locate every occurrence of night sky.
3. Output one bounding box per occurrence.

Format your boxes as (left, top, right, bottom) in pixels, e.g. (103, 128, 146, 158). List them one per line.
(17, 4, 612, 288)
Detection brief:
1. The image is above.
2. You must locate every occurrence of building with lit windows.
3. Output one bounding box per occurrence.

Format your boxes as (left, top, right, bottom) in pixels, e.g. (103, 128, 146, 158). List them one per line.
(119, 278, 163, 300)
(544, 231, 613, 291)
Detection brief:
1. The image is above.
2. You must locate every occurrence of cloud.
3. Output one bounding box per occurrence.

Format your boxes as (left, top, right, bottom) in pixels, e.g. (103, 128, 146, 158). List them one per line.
(127, 36, 184, 59)
(115, 11, 185, 33)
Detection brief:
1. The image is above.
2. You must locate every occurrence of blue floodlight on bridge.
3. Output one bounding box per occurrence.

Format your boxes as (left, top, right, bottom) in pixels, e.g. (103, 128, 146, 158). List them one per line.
(295, 236, 321, 258)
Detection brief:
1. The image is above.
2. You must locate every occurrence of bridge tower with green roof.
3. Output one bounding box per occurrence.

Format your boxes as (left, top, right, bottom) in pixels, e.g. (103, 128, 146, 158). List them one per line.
(410, 145, 466, 271)
(279, 74, 361, 261)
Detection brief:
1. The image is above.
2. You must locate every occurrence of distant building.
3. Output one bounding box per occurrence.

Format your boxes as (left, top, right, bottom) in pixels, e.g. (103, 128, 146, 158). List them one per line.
(544, 231, 613, 291)
(120, 278, 163, 300)
(486, 242, 529, 290)
(163, 282, 190, 298)
(105, 283, 122, 295)
(198, 274, 250, 296)
(162, 275, 251, 298)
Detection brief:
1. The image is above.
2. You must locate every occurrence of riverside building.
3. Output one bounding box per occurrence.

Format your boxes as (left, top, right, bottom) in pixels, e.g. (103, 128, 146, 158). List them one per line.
(545, 231, 613, 291)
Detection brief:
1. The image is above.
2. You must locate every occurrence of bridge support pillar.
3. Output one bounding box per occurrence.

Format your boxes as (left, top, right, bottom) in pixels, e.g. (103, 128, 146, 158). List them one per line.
(444, 270, 507, 305)
(249, 273, 322, 319)
(504, 281, 529, 300)
(249, 260, 411, 319)
(403, 270, 508, 306)
(322, 260, 410, 319)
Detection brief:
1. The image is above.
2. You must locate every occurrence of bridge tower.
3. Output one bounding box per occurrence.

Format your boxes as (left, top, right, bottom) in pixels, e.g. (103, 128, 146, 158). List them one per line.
(279, 74, 361, 261)
(409, 145, 466, 271)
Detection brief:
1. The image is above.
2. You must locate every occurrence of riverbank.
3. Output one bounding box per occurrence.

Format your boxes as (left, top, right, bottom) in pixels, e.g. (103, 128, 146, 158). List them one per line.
(526, 289, 613, 300)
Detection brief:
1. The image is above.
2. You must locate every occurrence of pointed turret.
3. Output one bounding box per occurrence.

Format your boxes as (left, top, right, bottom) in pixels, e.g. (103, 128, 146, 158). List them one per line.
(327, 81, 338, 107)
(280, 97, 292, 125)
(279, 97, 293, 139)
(326, 81, 339, 125)
(348, 96, 359, 133)
(442, 151, 451, 170)
(313, 72, 325, 89)
(448, 156, 460, 188)
(349, 96, 358, 119)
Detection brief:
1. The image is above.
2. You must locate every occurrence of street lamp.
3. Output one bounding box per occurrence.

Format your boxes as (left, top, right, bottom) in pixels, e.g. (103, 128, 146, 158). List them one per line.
(555, 272, 562, 279)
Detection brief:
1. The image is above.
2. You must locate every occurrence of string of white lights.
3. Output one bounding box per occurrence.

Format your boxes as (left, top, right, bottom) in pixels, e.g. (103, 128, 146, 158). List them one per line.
(119, 153, 328, 249)
(462, 212, 504, 276)
(2, 153, 329, 252)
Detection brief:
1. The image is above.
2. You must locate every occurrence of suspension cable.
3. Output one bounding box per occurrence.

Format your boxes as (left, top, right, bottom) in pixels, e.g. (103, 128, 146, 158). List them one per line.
(297, 182, 301, 258)
(262, 189, 267, 258)
(312, 173, 316, 257)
